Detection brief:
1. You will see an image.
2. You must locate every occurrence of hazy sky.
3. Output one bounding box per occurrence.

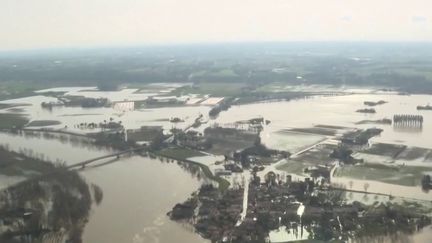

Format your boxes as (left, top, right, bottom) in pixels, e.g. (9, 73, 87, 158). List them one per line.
(1, 0, 431, 50)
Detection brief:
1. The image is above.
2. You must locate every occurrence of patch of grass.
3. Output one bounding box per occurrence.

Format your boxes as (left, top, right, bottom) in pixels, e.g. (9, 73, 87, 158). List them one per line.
(235, 91, 310, 105)
(0, 103, 30, 110)
(284, 127, 336, 136)
(276, 160, 309, 176)
(0, 81, 51, 101)
(157, 147, 206, 160)
(37, 91, 67, 97)
(190, 69, 238, 79)
(362, 143, 406, 158)
(294, 144, 338, 164)
(0, 113, 29, 129)
(206, 139, 255, 156)
(0, 147, 54, 177)
(135, 101, 185, 109)
(198, 163, 230, 191)
(170, 82, 248, 97)
(7, 108, 25, 113)
(397, 147, 432, 161)
(60, 113, 103, 117)
(334, 163, 432, 186)
(204, 127, 258, 155)
(390, 67, 432, 80)
(27, 120, 62, 127)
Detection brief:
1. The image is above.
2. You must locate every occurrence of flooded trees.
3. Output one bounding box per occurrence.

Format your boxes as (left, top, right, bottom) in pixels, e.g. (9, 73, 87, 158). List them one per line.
(330, 146, 357, 164)
(421, 175, 432, 191)
(92, 184, 104, 205)
(0, 168, 101, 242)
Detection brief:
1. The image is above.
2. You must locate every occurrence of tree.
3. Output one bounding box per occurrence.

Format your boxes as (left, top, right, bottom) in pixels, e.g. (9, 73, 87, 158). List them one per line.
(97, 80, 119, 91)
(149, 133, 166, 151)
(421, 175, 431, 190)
(363, 183, 369, 192)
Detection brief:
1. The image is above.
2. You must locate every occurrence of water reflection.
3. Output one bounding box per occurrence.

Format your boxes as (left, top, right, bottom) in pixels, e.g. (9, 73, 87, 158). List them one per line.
(0, 131, 208, 243)
(12, 130, 106, 151)
(0, 132, 112, 165)
(81, 156, 207, 243)
(0, 169, 102, 243)
(393, 125, 423, 133)
(352, 227, 432, 243)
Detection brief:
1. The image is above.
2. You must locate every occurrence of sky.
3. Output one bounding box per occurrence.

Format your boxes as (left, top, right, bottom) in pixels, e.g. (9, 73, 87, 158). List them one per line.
(1, 0, 432, 50)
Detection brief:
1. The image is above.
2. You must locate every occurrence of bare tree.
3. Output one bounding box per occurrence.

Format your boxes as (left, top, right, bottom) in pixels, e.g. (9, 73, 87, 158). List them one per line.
(363, 183, 369, 192)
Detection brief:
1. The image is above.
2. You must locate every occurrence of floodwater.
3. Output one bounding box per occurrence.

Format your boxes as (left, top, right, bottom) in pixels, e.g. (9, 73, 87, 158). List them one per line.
(5, 89, 432, 149)
(0, 132, 207, 243)
(215, 93, 432, 149)
(0, 93, 210, 133)
(331, 174, 431, 201)
(351, 226, 432, 243)
(262, 130, 326, 152)
(2, 88, 432, 242)
(0, 132, 111, 163)
(213, 94, 432, 212)
(82, 156, 207, 243)
(214, 93, 432, 200)
(35, 84, 184, 102)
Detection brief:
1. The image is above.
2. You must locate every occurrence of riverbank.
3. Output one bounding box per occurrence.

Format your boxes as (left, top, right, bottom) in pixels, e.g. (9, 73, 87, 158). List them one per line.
(153, 148, 230, 191)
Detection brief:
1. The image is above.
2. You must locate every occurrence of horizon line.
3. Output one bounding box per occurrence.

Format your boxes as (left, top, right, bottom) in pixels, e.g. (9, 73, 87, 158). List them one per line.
(2, 40, 432, 55)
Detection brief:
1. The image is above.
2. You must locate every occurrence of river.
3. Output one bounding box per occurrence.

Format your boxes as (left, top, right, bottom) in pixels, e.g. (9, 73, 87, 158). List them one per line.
(0, 132, 208, 243)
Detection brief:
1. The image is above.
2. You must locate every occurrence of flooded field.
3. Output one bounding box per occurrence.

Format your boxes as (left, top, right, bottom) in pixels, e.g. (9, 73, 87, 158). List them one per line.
(2, 87, 432, 242)
(3, 88, 432, 150)
(215, 93, 432, 149)
(351, 226, 432, 243)
(261, 130, 326, 152)
(0, 86, 210, 134)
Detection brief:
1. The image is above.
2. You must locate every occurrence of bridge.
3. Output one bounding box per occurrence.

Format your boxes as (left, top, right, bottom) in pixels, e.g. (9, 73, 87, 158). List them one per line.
(66, 148, 144, 170)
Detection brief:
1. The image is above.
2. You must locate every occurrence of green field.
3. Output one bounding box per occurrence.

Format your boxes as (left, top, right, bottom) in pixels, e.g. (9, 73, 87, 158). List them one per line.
(169, 82, 249, 97)
(334, 163, 432, 187)
(0, 103, 30, 110)
(0, 113, 29, 129)
(0, 147, 55, 176)
(157, 147, 206, 160)
(27, 120, 62, 127)
(0, 81, 51, 101)
(276, 160, 309, 176)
